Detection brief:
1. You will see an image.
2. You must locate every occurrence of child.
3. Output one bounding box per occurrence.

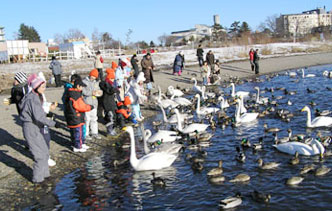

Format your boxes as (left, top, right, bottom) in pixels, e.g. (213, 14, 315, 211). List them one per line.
(126, 72, 147, 121)
(83, 69, 103, 140)
(99, 68, 118, 136)
(116, 96, 137, 128)
(65, 77, 94, 152)
(62, 74, 81, 112)
(201, 61, 210, 86)
(3, 72, 29, 115)
(20, 75, 61, 183)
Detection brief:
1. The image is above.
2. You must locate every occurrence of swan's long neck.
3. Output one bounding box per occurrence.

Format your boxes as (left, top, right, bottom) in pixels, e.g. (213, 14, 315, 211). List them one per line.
(240, 97, 246, 114)
(129, 128, 139, 168)
(202, 86, 206, 99)
(220, 97, 225, 110)
(231, 83, 235, 96)
(305, 109, 312, 127)
(170, 93, 175, 100)
(235, 101, 241, 122)
(175, 110, 183, 132)
(196, 96, 201, 113)
(302, 69, 305, 78)
(193, 78, 197, 86)
(256, 88, 260, 103)
(143, 130, 151, 154)
(158, 86, 162, 101)
(159, 105, 168, 123)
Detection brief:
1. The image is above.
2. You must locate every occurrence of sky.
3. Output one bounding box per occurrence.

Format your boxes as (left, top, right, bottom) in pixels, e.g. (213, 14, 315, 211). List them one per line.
(1, 0, 332, 44)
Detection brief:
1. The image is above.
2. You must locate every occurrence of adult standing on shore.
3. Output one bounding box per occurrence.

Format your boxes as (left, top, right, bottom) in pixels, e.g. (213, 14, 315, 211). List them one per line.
(206, 50, 215, 72)
(253, 49, 260, 74)
(173, 51, 184, 76)
(131, 54, 140, 79)
(196, 44, 204, 67)
(249, 49, 255, 72)
(94, 51, 104, 81)
(49, 56, 63, 87)
(20, 75, 62, 184)
(141, 53, 155, 97)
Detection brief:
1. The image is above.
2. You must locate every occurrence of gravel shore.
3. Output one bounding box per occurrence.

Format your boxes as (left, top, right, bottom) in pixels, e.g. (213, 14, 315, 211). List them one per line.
(0, 52, 332, 208)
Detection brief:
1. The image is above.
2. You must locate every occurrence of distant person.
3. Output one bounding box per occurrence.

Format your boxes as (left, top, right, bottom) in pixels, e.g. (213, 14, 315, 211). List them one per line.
(49, 56, 63, 87)
(3, 72, 29, 115)
(173, 51, 184, 76)
(206, 50, 215, 72)
(201, 61, 211, 86)
(141, 53, 155, 97)
(253, 49, 260, 74)
(196, 45, 204, 67)
(94, 51, 104, 81)
(131, 54, 140, 79)
(249, 48, 255, 72)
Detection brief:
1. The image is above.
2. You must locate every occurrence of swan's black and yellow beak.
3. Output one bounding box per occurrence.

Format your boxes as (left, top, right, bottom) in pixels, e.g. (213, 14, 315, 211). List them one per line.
(301, 107, 306, 112)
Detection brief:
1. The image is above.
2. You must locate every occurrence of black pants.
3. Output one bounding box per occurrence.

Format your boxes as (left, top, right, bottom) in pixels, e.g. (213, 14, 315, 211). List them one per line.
(254, 61, 259, 74)
(97, 68, 103, 81)
(54, 74, 62, 87)
(198, 57, 204, 67)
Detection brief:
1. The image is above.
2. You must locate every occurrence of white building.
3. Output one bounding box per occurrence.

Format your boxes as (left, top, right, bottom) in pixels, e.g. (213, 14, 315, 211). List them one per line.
(59, 41, 92, 59)
(171, 24, 213, 44)
(277, 7, 332, 36)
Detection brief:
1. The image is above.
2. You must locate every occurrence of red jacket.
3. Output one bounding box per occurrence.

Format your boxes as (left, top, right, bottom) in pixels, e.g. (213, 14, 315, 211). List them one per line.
(249, 51, 254, 61)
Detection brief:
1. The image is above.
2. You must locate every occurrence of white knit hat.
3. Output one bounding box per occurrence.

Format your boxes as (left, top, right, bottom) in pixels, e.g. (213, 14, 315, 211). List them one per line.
(136, 72, 146, 82)
(14, 72, 28, 84)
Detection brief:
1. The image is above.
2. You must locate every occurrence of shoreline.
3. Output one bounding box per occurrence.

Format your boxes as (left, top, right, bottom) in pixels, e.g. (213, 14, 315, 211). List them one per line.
(1, 52, 332, 208)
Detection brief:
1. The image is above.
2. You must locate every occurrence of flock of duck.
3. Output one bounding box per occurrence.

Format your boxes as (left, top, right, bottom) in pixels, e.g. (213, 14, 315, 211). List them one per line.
(120, 67, 332, 209)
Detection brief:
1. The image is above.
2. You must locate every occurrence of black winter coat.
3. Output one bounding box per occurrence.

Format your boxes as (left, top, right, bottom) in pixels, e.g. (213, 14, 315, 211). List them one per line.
(131, 56, 140, 78)
(99, 80, 117, 114)
(10, 83, 29, 114)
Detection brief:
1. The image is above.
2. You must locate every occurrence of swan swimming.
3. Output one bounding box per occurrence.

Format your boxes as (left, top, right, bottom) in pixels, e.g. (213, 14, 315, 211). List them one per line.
(125, 126, 178, 171)
(195, 94, 220, 116)
(191, 78, 203, 93)
(254, 87, 268, 104)
(301, 106, 332, 128)
(301, 68, 316, 78)
(235, 97, 258, 124)
(157, 86, 179, 108)
(230, 83, 250, 98)
(273, 138, 325, 156)
(168, 85, 184, 97)
(175, 109, 209, 134)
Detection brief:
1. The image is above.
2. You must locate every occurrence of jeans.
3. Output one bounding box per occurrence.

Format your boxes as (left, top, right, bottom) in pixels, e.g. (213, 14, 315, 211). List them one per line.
(198, 57, 204, 67)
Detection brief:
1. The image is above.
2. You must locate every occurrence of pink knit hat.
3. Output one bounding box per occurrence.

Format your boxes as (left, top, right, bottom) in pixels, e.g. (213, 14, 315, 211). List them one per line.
(28, 73, 45, 89)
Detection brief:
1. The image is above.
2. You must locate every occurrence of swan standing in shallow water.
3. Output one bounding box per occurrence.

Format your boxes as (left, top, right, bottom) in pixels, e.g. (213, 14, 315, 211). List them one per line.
(125, 126, 178, 171)
(273, 138, 325, 155)
(195, 94, 219, 116)
(301, 106, 332, 128)
(230, 83, 250, 98)
(301, 68, 316, 78)
(175, 109, 209, 134)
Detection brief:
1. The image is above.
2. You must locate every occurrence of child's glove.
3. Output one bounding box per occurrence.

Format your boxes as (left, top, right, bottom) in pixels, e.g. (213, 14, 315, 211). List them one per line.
(3, 98, 11, 105)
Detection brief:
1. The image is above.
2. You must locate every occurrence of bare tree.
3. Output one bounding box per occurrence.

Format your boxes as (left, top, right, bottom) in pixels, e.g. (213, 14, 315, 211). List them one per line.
(53, 33, 65, 44)
(125, 29, 133, 47)
(258, 14, 278, 35)
(65, 28, 85, 41)
(158, 33, 168, 46)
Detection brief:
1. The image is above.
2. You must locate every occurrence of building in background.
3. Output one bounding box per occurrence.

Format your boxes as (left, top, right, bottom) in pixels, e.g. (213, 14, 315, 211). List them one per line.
(0, 26, 5, 42)
(277, 7, 332, 37)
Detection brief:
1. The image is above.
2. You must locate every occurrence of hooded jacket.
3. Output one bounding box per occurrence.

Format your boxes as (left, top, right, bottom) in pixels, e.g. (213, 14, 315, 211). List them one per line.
(65, 88, 92, 128)
(49, 59, 63, 75)
(99, 80, 118, 114)
(82, 77, 102, 107)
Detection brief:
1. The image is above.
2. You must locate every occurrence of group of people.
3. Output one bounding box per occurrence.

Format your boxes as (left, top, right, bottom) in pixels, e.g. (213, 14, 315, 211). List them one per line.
(4, 51, 156, 184)
(249, 48, 260, 74)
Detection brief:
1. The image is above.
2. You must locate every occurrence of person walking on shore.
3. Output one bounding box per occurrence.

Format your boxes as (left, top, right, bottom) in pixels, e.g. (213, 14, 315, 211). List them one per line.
(49, 56, 63, 87)
(131, 54, 140, 79)
(249, 48, 255, 72)
(206, 50, 215, 72)
(141, 53, 155, 97)
(94, 51, 104, 81)
(253, 49, 260, 74)
(173, 51, 184, 76)
(20, 75, 62, 184)
(83, 69, 103, 140)
(197, 45, 204, 67)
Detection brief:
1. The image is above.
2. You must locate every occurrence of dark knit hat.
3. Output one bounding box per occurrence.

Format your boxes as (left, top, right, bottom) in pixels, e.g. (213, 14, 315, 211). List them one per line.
(74, 77, 87, 88)
(14, 72, 28, 84)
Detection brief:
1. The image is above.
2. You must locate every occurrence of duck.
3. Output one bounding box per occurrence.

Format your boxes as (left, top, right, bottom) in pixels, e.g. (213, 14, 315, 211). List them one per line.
(300, 164, 316, 174)
(289, 151, 300, 165)
(273, 132, 290, 144)
(251, 190, 271, 203)
(273, 138, 325, 156)
(209, 175, 226, 184)
(219, 193, 242, 209)
(301, 106, 332, 128)
(174, 109, 209, 134)
(301, 68, 316, 78)
(230, 83, 250, 98)
(257, 158, 280, 170)
(191, 78, 203, 93)
(288, 71, 297, 77)
(207, 160, 223, 176)
(236, 146, 246, 162)
(315, 165, 331, 176)
(241, 138, 251, 148)
(195, 94, 220, 116)
(168, 85, 184, 97)
(191, 161, 204, 171)
(252, 137, 263, 150)
(234, 97, 258, 124)
(125, 126, 178, 171)
(254, 87, 269, 104)
(264, 123, 280, 133)
(286, 176, 304, 185)
(315, 108, 332, 117)
(229, 173, 250, 183)
(151, 172, 166, 187)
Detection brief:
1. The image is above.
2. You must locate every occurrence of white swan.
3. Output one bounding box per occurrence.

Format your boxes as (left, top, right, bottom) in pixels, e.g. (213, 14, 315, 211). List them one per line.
(191, 78, 203, 93)
(218, 96, 229, 110)
(230, 83, 249, 98)
(235, 98, 258, 124)
(170, 93, 192, 106)
(157, 86, 179, 109)
(144, 127, 181, 143)
(195, 94, 219, 115)
(201, 86, 216, 99)
(158, 104, 184, 124)
(301, 106, 332, 128)
(175, 109, 209, 134)
(301, 68, 316, 78)
(125, 126, 178, 171)
(168, 85, 184, 97)
(143, 130, 183, 155)
(254, 87, 268, 104)
(273, 138, 325, 156)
